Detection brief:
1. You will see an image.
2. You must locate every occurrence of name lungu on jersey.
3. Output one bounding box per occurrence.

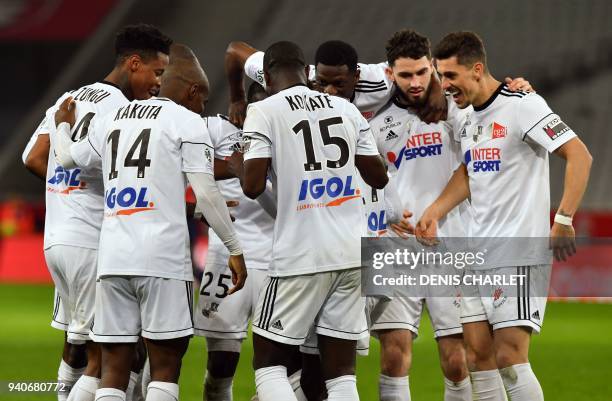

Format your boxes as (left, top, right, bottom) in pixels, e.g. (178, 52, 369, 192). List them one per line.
(38, 81, 129, 250)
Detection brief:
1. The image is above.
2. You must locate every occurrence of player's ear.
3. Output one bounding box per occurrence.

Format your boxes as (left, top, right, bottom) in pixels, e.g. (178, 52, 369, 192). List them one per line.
(127, 55, 141, 72)
(473, 62, 484, 80)
(189, 83, 198, 100)
(385, 66, 395, 83)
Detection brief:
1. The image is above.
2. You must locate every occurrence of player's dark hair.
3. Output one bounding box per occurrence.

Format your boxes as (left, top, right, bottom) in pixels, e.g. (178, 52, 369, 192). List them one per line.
(314, 40, 358, 72)
(263, 41, 306, 73)
(115, 24, 173, 64)
(386, 29, 431, 65)
(247, 81, 267, 103)
(433, 31, 487, 68)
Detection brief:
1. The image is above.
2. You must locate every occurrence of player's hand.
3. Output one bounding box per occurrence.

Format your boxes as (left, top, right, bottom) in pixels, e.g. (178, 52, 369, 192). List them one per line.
(55, 96, 76, 127)
(227, 151, 244, 179)
(416, 73, 447, 124)
(228, 99, 247, 127)
(415, 207, 440, 246)
(227, 254, 247, 295)
(390, 210, 415, 239)
(549, 222, 576, 262)
(504, 77, 534, 93)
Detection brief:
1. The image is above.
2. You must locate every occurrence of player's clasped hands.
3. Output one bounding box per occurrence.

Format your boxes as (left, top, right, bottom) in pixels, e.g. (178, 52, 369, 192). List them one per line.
(549, 222, 577, 262)
(415, 209, 440, 246)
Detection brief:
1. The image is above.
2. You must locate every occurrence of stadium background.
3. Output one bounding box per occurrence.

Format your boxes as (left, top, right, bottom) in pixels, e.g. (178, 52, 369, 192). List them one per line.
(0, 0, 610, 400)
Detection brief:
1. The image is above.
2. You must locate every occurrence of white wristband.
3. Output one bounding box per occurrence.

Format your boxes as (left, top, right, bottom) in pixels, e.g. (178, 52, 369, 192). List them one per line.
(554, 214, 573, 226)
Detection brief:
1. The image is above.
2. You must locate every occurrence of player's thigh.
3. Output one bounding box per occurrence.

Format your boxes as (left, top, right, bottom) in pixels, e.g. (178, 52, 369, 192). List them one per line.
(368, 295, 422, 337)
(316, 268, 367, 341)
(462, 321, 496, 370)
(66, 247, 98, 343)
(480, 265, 550, 334)
(44, 246, 70, 303)
(51, 288, 70, 331)
(91, 276, 141, 343)
(426, 293, 463, 338)
(252, 273, 333, 346)
(135, 277, 194, 341)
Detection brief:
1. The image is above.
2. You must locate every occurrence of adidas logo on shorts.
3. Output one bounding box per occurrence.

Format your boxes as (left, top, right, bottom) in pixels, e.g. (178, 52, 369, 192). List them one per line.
(271, 319, 284, 331)
(532, 310, 540, 320)
(385, 130, 399, 141)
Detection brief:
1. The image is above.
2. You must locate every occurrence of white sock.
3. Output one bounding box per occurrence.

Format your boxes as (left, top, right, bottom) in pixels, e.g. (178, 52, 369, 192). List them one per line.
(146, 381, 178, 401)
(94, 388, 126, 401)
(443, 376, 471, 401)
(67, 375, 100, 401)
(326, 375, 359, 401)
(141, 359, 151, 400)
(125, 371, 139, 401)
(500, 363, 544, 401)
(58, 360, 85, 401)
(288, 370, 307, 401)
(255, 366, 297, 401)
(470, 370, 508, 401)
(379, 374, 410, 401)
(132, 370, 144, 401)
(204, 371, 233, 401)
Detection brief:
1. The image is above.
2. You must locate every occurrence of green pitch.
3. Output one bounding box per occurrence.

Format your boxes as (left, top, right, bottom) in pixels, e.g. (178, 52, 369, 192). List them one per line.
(1, 283, 610, 400)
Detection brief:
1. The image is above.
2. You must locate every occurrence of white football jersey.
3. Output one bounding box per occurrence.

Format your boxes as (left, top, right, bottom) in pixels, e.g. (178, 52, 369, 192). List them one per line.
(244, 51, 393, 120)
(36, 81, 129, 250)
(243, 85, 379, 276)
(204, 115, 274, 270)
(459, 84, 576, 239)
(370, 97, 470, 237)
(70, 97, 214, 280)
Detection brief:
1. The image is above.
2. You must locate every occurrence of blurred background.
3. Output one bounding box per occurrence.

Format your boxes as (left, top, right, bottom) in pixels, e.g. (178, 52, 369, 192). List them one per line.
(0, 0, 611, 292)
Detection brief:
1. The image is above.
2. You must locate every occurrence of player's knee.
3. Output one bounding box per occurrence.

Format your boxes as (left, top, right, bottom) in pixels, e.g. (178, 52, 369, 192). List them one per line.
(380, 342, 411, 376)
(441, 350, 468, 382)
(465, 342, 495, 371)
(207, 350, 240, 378)
(65, 342, 87, 368)
(495, 342, 527, 369)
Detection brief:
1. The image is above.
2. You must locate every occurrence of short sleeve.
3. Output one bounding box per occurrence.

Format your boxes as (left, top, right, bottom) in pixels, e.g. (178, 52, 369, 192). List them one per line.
(70, 116, 103, 169)
(180, 116, 214, 174)
(354, 110, 380, 156)
(214, 118, 243, 158)
(22, 111, 52, 163)
(243, 104, 272, 160)
(245, 51, 266, 89)
(518, 93, 577, 153)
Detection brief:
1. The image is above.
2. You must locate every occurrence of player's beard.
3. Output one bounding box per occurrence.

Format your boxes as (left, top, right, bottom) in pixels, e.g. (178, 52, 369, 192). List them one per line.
(397, 84, 431, 109)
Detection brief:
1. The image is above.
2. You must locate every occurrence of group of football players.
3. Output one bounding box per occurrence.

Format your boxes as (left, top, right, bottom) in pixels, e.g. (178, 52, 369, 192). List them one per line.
(22, 22, 591, 401)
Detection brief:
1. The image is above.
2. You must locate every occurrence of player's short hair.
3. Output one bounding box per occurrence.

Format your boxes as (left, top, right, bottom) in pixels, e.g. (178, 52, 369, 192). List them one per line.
(263, 41, 306, 73)
(314, 40, 358, 72)
(386, 29, 431, 65)
(433, 31, 487, 68)
(247, 81, 267, 103)
(115, 24, 173, 64)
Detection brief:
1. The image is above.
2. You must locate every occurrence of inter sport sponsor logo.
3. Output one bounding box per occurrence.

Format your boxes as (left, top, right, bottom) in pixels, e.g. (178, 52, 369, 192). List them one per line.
(464, 147, 502, 172)
(386, 132, 443, 169)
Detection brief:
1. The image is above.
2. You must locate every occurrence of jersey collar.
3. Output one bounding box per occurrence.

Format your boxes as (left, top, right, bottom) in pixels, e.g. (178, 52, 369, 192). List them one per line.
(473, 83, 504, 112)
(98, 80, 121, 91)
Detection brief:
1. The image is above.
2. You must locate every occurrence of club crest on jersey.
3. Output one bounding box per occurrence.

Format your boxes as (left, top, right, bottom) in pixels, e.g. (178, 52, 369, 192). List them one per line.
(368, 210, 387, 236)
(464, 147, 502, 172)
(105, 186, 155, 216)
(47, 166, 87, 194)
(297, 175, 360, 210)
(386, 132, 443, 169)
